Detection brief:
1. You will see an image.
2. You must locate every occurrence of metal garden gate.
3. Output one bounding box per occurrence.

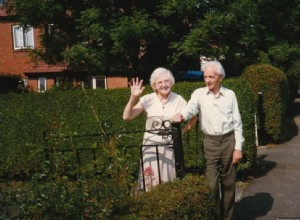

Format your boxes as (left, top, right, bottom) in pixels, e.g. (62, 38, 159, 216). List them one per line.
(43, 118, 201, 190)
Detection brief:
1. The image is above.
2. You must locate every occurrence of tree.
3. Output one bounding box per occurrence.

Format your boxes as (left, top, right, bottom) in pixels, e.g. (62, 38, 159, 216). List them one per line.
(173, 0, 300, 79)
(6, 0, 300, 84)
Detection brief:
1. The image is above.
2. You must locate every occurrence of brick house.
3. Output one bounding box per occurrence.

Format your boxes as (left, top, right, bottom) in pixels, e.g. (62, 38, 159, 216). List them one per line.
(0, 3, 128, 93)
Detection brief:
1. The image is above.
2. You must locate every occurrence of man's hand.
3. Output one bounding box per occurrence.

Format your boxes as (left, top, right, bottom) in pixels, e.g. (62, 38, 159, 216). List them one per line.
(232, 150, 242, 164)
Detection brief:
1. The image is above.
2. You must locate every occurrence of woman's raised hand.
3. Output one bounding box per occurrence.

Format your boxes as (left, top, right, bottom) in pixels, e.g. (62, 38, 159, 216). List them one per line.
(129, 77, 145, 98)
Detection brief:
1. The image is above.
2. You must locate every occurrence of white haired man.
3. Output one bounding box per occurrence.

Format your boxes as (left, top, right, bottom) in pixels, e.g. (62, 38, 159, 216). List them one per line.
(173, 60, 244, 220)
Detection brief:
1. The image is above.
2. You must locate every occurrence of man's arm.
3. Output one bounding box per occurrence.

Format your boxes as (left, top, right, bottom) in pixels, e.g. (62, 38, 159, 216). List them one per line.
(180, 90, 201, 121)
(232, 92, 244, 163)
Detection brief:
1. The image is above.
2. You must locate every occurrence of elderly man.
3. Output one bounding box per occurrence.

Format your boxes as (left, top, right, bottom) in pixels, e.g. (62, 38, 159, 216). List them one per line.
(173, 60, 244, 220)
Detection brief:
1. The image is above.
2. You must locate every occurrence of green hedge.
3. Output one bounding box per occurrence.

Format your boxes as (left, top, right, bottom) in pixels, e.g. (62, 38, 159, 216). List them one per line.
(116, 175, 216, 219)
(0, 78, 255, 219)
(0, 174, 216, 219)
(0, 77, 256, 179)
(242, 64, 290, 142)
(222, 78, 256, 173)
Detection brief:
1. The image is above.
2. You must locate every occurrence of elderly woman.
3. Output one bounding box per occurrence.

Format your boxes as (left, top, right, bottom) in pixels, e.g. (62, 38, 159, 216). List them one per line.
(123, 67, 196, 191)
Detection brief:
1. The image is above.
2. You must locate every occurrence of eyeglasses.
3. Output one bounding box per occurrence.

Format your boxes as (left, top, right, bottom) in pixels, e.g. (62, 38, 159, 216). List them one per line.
(156, 79, 171, 86)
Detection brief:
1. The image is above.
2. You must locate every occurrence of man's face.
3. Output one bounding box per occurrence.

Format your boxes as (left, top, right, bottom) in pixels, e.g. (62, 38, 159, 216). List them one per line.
(203, 67, 222, 94)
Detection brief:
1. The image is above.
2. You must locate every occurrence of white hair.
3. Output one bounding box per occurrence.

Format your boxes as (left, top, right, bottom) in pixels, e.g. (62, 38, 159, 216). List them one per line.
(201, 60, 225, 79)
(149, 67, 175, 90)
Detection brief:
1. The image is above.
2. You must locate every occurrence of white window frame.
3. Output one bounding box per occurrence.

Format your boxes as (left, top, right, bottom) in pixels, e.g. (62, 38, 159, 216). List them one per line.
(23, 78, 28, 88)
(38, 77, 47, 92)
(47, 24, 55, 34)
(12, 25, 34, 50)
(91, 75, 107, 89)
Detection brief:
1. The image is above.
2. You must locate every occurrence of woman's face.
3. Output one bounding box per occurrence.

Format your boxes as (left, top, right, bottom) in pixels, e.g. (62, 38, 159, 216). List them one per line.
(154, 74, 172, 97)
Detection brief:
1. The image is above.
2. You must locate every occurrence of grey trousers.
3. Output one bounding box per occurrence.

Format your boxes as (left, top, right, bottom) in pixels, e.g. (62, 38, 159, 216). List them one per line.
(203, 131, 236, 220)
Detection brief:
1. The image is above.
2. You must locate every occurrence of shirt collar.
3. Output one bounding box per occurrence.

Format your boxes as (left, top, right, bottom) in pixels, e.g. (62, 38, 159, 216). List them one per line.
(219, 86, 225, 96)
(205, 86, 225, 97)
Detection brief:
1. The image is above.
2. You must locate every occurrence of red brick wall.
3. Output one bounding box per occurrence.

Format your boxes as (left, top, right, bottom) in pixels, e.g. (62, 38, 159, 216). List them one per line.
(0, 21, 45, 77)
(1, 19, 129, 91)
(27, 78, 37, 92)
(27, 78, 55, 92)
(106, 77, 128, 89)
(47, 78, 55, 90)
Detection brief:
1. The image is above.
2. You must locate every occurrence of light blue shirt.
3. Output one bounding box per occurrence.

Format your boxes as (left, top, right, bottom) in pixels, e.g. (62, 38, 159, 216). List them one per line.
(181, 86, 244, 150)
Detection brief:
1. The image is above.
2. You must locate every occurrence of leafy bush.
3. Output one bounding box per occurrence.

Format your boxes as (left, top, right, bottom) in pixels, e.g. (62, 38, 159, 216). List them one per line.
(222, 78, 256, 175)
(0, 174, 215, 220)
(1, 140, 214, 220)
(0, 138, 135, 219)
(0, 78, 256, 179)
(242, 64, 290, 142)
(115, 175, 216, 220)
(0, 78, 256, 219)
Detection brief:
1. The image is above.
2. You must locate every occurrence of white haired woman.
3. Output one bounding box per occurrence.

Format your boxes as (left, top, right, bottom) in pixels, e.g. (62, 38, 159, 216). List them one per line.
(123, 67, 196, 191)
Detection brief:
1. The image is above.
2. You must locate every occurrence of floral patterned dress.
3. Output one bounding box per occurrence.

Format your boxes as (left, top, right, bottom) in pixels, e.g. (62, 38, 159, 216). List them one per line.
(138, 92, 187, 191)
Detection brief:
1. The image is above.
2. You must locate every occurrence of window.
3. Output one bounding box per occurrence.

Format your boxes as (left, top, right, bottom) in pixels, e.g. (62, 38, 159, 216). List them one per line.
(90, 75, 106, 89)
(23, 78, 28, 88)
(17, 78, 28, 93)
(12, 25, 34, 50)
(56, 77, 68, 86)
(47, 24, 55, 34)
(38, 77, 47, 92)
(56, 77, 70, 89)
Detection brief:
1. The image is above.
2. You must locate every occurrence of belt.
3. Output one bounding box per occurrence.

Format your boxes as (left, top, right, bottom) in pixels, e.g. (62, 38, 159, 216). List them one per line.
(203, 130, 234, 139)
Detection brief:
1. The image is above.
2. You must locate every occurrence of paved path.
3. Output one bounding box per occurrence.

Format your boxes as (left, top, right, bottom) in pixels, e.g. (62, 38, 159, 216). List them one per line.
(233, 98, 300, 220)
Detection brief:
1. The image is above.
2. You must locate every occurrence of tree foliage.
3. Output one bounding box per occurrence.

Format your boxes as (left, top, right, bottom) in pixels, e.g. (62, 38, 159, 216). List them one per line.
(5, 0, 300, 83)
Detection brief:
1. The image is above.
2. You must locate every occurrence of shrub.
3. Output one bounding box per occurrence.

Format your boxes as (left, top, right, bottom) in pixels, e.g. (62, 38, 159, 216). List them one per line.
(0, 78, 255, 219)
(0, 78, 256, 179)
(242, 64, 290, 142)
(103, 174, 215, 220)
(222, 78, 256, 175)
(1, 147, 215, 219)
(0, 139, 136, 219)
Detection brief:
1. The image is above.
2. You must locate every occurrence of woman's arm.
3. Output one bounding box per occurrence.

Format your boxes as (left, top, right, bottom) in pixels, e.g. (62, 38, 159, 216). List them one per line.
(122, 78, 145, 120)
(123, 97, 144, 120)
